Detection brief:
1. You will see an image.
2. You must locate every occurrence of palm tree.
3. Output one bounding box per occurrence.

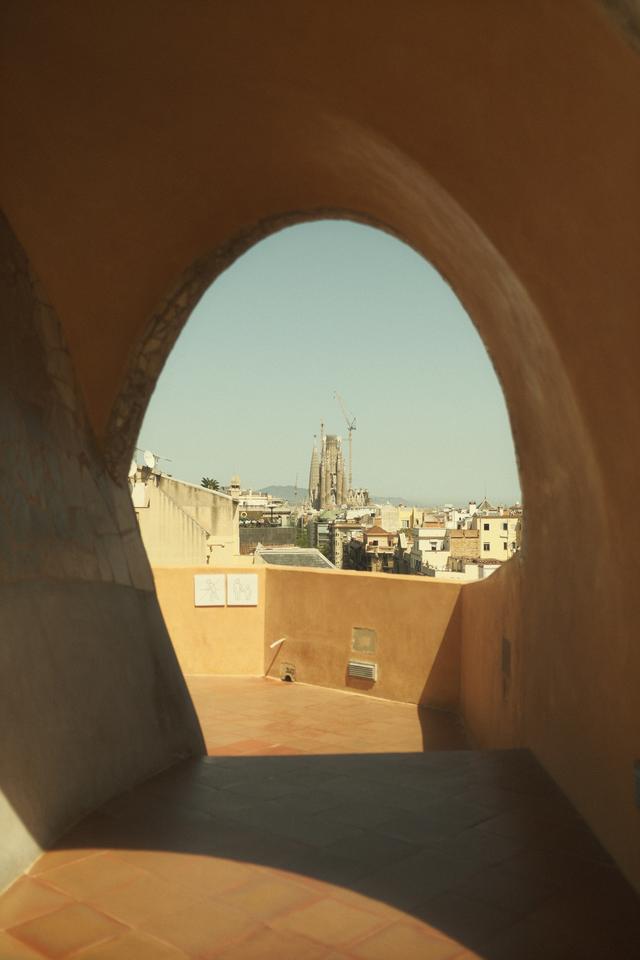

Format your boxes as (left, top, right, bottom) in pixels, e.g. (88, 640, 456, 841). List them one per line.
(201, 477, 220, 491)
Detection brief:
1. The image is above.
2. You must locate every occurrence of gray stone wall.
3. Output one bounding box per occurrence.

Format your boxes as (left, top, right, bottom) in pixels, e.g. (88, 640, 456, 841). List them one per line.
(0, 215, 204, 891)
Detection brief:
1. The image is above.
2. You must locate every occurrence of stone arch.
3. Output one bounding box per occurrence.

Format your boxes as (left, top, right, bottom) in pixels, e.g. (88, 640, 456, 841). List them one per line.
(98, 129, 624, 877)
(102, 151, 606, 584)
(2, 0, 639, 894)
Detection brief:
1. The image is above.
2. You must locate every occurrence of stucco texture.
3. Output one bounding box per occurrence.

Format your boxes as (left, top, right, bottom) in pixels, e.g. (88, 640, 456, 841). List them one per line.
(264, 568, 462, 710)
(154, 567, 266, 677)
(0, 217, 204, 890)
(1, 0, 639, 893)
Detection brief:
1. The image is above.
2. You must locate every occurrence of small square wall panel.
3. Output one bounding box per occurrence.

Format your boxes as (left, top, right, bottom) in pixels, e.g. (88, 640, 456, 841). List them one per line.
(352, 627, 377, 655)
(194, 574, 226, 606)
(227, 573, 259, 606)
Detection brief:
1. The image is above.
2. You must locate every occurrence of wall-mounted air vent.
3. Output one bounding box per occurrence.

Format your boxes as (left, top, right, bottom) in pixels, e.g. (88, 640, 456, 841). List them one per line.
(348, 660, 377, 681)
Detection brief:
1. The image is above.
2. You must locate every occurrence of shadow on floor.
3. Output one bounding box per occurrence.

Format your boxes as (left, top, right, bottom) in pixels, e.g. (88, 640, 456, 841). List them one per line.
(25, 749, 640, 959)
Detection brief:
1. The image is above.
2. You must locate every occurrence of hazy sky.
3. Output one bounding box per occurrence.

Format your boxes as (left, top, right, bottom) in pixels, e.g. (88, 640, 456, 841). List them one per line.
(138, 221, 520, 505)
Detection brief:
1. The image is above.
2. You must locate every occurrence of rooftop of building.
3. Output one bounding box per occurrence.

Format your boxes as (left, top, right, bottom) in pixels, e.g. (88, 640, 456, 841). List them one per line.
(137, 472, 237, 502)
(255, 547, 335, 569)
(475, 513, 521, 521)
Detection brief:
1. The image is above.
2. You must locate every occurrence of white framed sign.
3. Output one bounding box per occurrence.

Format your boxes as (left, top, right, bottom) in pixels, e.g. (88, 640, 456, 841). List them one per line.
(194, 573, 226, 607)
(227, 573, 259, 606)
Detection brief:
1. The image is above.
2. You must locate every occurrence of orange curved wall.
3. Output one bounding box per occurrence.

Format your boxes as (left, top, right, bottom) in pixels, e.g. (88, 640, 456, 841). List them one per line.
(0, 218, 204, 891)
(1, 1, 639, 892)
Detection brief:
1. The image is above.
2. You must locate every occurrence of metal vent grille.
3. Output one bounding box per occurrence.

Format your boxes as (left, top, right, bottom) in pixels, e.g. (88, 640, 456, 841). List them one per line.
(348, 660, 377, 681)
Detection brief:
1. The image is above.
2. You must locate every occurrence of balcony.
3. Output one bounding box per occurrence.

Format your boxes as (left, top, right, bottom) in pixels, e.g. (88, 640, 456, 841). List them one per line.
(3, 1, 640, 954)
(1, 565, 638, 958)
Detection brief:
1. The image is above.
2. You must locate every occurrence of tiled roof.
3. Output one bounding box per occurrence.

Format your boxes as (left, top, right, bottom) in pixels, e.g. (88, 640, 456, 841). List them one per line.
(257, 548, 335, 569)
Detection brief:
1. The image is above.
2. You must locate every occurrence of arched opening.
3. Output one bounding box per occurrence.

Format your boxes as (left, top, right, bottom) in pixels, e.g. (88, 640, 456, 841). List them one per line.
(2, 177, 635, 959)
(137, 219, 521, 509)
(131, 218, 522, 751)
(2, 3, 639, 953)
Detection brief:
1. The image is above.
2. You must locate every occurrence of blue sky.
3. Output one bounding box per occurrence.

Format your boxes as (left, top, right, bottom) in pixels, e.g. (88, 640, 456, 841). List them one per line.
(138, 221, 520, 505)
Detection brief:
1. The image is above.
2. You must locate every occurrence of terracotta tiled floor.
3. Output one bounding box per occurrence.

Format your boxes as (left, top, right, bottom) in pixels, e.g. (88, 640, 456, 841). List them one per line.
(2, 677, 639, 959)
(190, 677, 468, 755)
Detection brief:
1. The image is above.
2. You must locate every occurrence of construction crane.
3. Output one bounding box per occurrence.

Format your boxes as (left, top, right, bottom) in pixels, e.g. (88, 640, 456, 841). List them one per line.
(334, 391, 356, 497)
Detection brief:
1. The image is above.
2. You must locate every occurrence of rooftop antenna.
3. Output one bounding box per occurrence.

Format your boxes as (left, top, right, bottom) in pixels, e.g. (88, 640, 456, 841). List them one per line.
(140, 449, 172, 472)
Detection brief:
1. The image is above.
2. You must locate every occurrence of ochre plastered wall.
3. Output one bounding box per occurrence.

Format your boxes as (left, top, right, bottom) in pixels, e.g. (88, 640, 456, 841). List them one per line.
(152, 565, 460, 709)
(0, 218, 204, 891)
(264, 568, 462, 710)
(1, 1, 639, 891)
(153, 567, 266, 677)
(460, 560, 525, 749)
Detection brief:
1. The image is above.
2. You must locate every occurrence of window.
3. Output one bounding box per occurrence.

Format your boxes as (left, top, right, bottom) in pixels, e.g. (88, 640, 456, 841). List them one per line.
(502, 522, 508, 530)
(483, 543, 490, 552)
(483, 523, 490, 530)
(503, 542, 507, 550)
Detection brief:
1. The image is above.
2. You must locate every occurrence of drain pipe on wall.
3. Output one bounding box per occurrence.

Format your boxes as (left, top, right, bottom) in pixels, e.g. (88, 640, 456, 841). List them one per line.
(265, 637, 291, 678)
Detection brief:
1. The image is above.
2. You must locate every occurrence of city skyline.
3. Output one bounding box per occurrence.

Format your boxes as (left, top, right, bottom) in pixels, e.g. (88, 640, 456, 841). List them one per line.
(138, 220, 521, 505)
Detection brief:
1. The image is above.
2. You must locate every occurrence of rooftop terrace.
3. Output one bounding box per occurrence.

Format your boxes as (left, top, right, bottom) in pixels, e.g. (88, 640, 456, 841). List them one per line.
(1, 677, 638, 959)
(2, 3, 640, 954)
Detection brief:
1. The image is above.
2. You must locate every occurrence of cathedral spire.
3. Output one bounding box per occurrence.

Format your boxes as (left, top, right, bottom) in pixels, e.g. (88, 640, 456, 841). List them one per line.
(308, 435, 320, 506)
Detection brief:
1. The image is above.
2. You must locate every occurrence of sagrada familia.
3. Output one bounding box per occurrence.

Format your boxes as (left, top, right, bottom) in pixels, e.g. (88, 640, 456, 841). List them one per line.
(308, 424, 369, 510)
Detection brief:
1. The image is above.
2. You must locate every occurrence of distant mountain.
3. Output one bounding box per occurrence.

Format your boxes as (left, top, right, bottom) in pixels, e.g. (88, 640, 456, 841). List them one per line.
(369, 495, 412, 506)
(259, 485, 304, 502)
(259, 484, 411, 506)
